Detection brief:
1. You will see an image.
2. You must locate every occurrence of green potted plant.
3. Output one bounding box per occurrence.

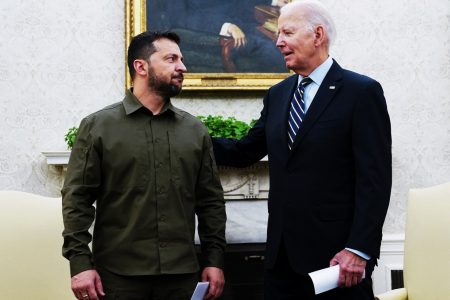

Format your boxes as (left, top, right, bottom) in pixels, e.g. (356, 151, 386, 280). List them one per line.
(197, 115, 256, 139)
(64, 127, 79, 150)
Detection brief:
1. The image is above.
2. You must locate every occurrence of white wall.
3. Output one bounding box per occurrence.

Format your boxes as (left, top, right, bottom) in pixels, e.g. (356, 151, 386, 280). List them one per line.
(0, 0, 125, 195)
(1, 0, 450, 277)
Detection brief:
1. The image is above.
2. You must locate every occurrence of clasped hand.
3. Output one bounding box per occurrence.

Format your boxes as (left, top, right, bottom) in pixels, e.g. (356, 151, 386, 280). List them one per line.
(330, 249, 366, 288)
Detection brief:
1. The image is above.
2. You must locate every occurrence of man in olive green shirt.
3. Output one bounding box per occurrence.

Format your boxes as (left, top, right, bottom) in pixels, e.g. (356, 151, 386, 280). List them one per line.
(62, 31, 226, 300)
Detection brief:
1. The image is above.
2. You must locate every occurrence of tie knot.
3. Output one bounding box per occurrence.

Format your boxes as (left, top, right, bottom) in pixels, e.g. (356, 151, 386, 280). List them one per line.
(300, 77, 313, 87)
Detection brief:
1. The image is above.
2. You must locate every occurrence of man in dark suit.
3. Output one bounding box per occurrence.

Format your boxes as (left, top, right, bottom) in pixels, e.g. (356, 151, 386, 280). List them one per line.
(212, 1, 392, 299)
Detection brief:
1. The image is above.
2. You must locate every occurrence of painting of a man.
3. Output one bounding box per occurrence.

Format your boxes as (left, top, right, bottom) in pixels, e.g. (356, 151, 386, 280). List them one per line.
(147, 0, 289, 73)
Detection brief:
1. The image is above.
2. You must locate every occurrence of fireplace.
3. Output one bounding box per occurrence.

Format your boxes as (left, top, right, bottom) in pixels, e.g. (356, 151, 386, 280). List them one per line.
(197, 243, 266, 300)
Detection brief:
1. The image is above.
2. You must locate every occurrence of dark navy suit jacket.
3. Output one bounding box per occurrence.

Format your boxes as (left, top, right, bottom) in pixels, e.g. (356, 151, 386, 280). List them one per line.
(213, 60, 392, 274)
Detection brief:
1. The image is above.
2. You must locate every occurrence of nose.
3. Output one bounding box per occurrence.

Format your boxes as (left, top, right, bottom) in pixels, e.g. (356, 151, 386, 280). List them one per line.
(276, 35, 285, 48)
(177, 61, 187, 73)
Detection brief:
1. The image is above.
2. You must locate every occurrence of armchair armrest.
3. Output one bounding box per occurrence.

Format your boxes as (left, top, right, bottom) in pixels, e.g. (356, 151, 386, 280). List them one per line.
(375, 288, 407, 300)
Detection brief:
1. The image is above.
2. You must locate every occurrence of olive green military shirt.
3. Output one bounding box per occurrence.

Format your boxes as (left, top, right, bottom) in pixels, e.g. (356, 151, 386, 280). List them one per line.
(62, 90, 226, 277)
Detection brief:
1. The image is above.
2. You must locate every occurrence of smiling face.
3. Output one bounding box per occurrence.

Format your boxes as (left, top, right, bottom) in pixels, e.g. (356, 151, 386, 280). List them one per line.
(276, 9, 327, 76)
(146, 38, 187, 97)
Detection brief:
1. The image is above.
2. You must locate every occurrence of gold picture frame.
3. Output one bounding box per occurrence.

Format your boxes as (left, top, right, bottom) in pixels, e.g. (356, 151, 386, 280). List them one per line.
(125, 0, 290, 90)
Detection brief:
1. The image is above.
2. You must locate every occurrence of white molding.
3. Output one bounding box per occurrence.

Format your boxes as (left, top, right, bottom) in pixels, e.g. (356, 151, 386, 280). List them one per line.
(42, 151, 70, 165)
(373, 234, 405, 295)
(42, 151, 268, 165)
(42, 151, 270, 200)
(380, 233, 405, 254)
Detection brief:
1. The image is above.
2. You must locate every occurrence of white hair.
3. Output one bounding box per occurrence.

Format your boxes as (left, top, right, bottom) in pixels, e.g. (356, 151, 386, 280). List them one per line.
(280, 0, 337, 48)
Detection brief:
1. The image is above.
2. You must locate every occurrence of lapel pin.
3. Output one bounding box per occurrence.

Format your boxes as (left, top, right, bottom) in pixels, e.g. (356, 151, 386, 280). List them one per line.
(329, 86, 336, 89)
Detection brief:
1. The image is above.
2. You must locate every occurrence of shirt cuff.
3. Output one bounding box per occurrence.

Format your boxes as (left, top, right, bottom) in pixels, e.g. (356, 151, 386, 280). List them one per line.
(202, 250, 225, 270)
(345, 248, 371, 260)
(69, 254, 94, 277)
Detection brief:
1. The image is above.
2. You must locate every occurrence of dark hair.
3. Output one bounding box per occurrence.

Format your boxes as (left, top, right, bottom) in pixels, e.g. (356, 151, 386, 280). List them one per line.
(127, 31, 180, 80)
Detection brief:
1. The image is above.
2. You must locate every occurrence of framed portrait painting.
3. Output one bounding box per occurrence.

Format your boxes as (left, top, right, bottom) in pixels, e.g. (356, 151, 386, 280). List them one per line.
(125, 0, 292, 90)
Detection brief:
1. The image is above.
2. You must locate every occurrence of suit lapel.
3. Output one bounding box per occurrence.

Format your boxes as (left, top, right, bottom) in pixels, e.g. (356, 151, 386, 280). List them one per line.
(290, 61, 344, 151)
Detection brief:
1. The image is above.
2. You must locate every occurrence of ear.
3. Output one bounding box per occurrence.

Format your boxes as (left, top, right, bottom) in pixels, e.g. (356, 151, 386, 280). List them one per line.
(133, 59, 148, 77)
(314, 25, 326, 47)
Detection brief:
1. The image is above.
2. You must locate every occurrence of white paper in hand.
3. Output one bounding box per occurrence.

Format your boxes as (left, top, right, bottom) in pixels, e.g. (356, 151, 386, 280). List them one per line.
(191, 282, 209, 300)
(308, 265, 340, 295)
(308, 265, 366, 295)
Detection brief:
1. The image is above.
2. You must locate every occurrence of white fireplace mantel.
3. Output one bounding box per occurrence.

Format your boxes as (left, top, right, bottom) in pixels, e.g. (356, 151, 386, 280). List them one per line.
(42, 151, 71, 166)
(42, 151, 270, 201)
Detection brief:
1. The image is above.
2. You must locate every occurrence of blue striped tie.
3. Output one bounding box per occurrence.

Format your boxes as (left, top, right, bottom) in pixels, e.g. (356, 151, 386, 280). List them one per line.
(288, 77, 313, 149)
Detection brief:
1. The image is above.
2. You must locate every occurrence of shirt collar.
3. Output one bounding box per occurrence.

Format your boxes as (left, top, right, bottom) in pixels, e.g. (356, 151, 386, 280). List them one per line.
(123, 88, 182, 117)
(123, 89, 142, 115)
(297, 56, 333, 86)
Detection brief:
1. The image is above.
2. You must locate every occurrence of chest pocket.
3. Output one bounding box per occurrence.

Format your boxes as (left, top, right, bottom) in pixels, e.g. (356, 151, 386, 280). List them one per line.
(102, 127, 150, 189)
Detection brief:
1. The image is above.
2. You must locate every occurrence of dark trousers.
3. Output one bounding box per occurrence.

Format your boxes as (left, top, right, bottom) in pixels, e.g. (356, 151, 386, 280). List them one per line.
(97, 267, 197, 300)
(264, 242, 376, 300)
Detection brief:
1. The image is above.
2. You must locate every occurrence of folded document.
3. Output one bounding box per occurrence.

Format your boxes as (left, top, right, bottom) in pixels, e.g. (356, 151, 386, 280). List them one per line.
(191, 282, 209, 300)
(308, 265, 340, 294)
(308, 265, 365, 295)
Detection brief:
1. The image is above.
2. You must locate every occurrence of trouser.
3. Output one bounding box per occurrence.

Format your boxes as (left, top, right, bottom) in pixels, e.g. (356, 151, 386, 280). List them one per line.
(264, 242, 315, 300)
(97, 267, 198, 300)
(264, 242, 376, 300)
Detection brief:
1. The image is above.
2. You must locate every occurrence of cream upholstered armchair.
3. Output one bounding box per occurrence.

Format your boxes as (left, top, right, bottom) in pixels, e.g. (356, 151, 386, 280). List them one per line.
(0, 191, 73, 299)
(375, 182, 450, 300)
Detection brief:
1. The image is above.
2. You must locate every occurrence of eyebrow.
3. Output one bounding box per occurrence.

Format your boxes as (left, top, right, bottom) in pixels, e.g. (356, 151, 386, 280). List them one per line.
(164, 53, 183, 60)
(280, 24, 296, 31)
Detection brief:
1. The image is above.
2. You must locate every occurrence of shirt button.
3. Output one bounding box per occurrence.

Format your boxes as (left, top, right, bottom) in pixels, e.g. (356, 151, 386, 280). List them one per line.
(160, 242, 167, 248)
(160, 215, 166, 222)
(155, 138, 160, 143)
